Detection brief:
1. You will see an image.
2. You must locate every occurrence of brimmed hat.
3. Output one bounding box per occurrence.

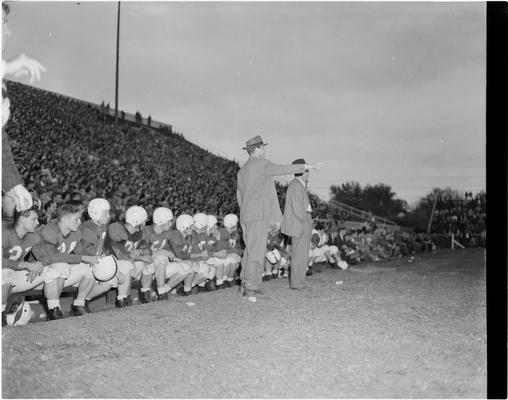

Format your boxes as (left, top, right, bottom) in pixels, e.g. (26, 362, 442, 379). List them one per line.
(242, 135, 268, 150)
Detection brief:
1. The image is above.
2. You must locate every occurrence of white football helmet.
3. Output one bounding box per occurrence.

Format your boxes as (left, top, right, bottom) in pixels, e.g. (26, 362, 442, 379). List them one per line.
(193, 213, 208, 230)
(265, 249, 282, 265)
(223, 214, 239, 229)
(207, 215, 218, 229)
(176, 214, 194, 232)
(125, 206, 147, 227)
(92, 255, 118, 282)
(6, 301, 34, 326)
(87, 198, 110, 221)
(153, 207, 174, 226)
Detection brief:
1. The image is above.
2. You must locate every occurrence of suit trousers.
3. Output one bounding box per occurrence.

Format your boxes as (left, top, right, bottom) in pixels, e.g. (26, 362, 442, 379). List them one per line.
(240, 219, 268, 291)
(290, 217, 313, 289)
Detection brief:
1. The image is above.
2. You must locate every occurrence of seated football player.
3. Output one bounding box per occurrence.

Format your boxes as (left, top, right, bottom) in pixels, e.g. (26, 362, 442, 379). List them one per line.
(78, 198, 130, 310)
(2, 207, 63, 326)
(144, 207, 194, 300)
(204, 214, 229, 289)
(168, 214, 209, 296)
(264, 222, 289, 280)
(191, 213, 219, 292)
(31, 203, 98, 319)
(308, 228, 348, 271)
(108, 205, 153, 306)
(219, 213, 243, 287)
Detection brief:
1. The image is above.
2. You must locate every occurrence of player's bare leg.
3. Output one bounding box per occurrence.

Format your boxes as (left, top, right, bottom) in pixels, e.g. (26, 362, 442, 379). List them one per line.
(116, 261, 135, 307)
(215, 263, 225, 288)
(2, 284, 12, 325)
(44, 279, 65, 320)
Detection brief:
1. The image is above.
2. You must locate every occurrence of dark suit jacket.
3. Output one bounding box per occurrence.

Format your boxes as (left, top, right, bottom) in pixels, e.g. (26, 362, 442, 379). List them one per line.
(282, 178, 311, 237)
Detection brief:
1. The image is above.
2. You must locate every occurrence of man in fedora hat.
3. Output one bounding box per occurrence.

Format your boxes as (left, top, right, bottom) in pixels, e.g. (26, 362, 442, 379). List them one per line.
(282, 159, 314, 290)
(237, 136, 320, 300)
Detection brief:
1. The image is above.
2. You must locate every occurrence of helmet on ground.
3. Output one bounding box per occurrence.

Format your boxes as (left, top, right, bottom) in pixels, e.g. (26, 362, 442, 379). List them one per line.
(153, 207, 174, 226)
(125, 206, 147, 227)
(176, 214, 194, 232)
(207, 215, 218, 229)
(92, 255, 118, 282)
(87, 198, 110, 221)
(193, 213, 208, 230)
(265, 249, 282, 265)
(6, 300, 34, 326)
(223, 214, 239, 229)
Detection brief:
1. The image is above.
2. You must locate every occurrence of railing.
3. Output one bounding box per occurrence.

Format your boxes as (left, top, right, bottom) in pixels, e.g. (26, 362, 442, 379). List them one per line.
(328, 199, 399, 227)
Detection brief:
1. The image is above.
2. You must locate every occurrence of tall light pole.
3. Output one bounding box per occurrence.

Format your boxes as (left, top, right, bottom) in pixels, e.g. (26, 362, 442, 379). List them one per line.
(114, 1, 121, 125)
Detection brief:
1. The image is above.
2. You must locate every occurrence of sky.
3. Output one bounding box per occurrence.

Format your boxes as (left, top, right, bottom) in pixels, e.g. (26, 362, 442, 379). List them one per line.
(3, 1, 486, 207)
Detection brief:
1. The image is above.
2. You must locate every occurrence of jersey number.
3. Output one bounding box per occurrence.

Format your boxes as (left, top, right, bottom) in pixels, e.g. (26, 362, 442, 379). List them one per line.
(8, 246, 32, 261)
(124, 240, 139, 252)
(57, 241, 77, 254)
(151, 239, 167, 251)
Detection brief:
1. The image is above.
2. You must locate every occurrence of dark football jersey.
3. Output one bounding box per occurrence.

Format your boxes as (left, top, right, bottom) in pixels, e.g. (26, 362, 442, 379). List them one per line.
(32, 222, 84, 265)
(142, 225, 174, 252)
(217, 227, 243, 255)
(2, 222, 43, 269)
(79, 220, 110, 256)
(108, 222, 143, 260)
(168, 230, 193, 260)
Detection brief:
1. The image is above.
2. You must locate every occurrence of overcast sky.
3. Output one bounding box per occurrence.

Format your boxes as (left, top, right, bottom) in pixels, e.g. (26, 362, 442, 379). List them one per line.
(4, 1, 486, 206)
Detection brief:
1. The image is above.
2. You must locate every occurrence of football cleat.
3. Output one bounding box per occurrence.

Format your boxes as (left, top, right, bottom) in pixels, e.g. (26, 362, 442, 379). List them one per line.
(47, 307, 64, 321)
(115, 298, 127, 308)
(69, 305, 87, 317)
(215, 283, 224, 290)
(191, 286, 201, 295)
(125, 295, 133, 306)
(205, 280, 217, 292)
(223, 281, 232, 288)
(139, 291, 152, 304)
(2, 312, 7, 327)
(84, 300, 93, 313)
(158, 293, 169, 301)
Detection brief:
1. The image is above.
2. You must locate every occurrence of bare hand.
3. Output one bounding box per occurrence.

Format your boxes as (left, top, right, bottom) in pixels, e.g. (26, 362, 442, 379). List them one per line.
(22, 262, 43, 283)
(307, 162, 323, 171)
(130, 249, 141, 259)
(5, 54, 47, 84)
(81, 255, 100, 265)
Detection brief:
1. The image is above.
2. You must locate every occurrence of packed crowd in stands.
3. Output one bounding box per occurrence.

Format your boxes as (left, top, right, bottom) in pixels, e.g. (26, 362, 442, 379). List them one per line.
(5, 81, 240, 223)
(430, 191, 486, 247)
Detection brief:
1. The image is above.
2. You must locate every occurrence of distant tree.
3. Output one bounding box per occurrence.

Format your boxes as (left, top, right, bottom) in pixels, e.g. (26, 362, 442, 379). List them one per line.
(329, 181, 407, 220)
(330, 181, 363, 208)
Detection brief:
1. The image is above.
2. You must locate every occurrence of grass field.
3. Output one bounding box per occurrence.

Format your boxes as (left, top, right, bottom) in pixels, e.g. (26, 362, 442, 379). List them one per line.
(2, 248, 486, 398)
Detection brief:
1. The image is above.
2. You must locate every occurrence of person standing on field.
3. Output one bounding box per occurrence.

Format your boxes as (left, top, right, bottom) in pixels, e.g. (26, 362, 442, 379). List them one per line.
(236, 135, 320, 301)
